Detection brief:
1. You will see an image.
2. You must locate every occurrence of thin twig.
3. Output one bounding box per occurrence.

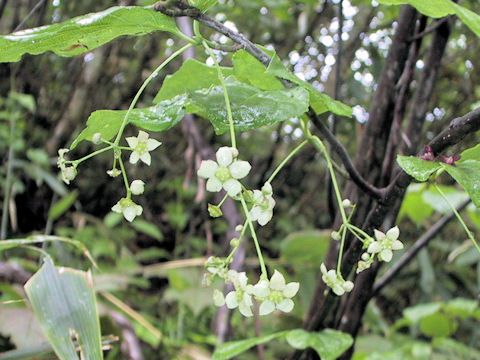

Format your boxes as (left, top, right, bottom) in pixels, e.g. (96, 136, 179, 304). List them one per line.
(408, 17, 449, 42)
(372, 199, 471, 295)
(13, 0, 46, 32)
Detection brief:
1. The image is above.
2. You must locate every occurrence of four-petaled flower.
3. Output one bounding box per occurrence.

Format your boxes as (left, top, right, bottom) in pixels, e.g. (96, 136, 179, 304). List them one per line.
(126, 130, 162, 166)
(112, 197, 143, 222)
(250, 182, 276, 226)
(367, 226, 403, 262)
(320, 263, 354, 296)
(197, 147, 251, 197)
(252, 270, 299, 315)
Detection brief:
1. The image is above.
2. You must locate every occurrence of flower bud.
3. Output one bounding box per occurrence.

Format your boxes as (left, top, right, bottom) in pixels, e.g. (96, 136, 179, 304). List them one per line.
(208, 204, 223, 218)
(92, 132, 102, 144)
(342, 199, 352, 208)
(107, 168, 121, 177)
(361, 252, 370, 261)
(130, 180, 145, 195)
(235, 224, 243, 232)
(331, 231, 341, 241)
(230, 238, 240, 248)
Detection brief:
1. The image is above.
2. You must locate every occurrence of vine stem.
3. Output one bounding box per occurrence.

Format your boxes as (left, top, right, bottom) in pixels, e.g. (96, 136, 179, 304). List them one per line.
(202, 40, 237, 149)
(239, 195, 267, 277)
(267, 140, 308, 184)
(1, 113, 15, 240)
(434, 184, 480, 254)
(70, 145, 113, 165)
(113, 43, 194, 146)
(118, 156, 131, 196)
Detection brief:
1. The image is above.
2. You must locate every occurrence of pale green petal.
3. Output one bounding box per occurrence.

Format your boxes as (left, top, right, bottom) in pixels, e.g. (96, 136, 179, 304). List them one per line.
(379, 249, 393, 262)
(257, 210, 272, 226)
(135, 205, 143, 216)
(206, 177, 222, 192)
(213, 289, 225, 307)
(129, 151, 140, 164)
(252, 280, 270, 298)
(111, 203, 122, 213)
(216, 147, 233, 167)
(326, 269, 337, 283)
(197, 160, 218, 178)
(259, 300, 275, 316)
(147, 138, 162, 151)
(237, 272, 248, 289)
(374, 229, 386, 241)
(242, 293, 253, 307)
(238, 301, 253, 317)
(270, 270, 286, 291)
(252, 190, 263, 203)
(223, 179, 241, 197)
(262, 182, 273, 195)
(343, 281, 354, 292)
(227, 270, 238, 283)
(229, 160, 251, 179)
(140, 152, 151, 166)
(225, 291, 238, 309)
(123, 206, 137, 222)
(138, 130, 149, 141)
(320, 263, 328, 276)
(283, 282, 300, 298)
(367, 241, 382, 254)
(250, 206, 262, 221)
(277, 299, 294, 313)
(386, 226, 400, 241)
(126, 137, 138, 148)
(332, 284, 345, 296)
(392, 240, 404, 250)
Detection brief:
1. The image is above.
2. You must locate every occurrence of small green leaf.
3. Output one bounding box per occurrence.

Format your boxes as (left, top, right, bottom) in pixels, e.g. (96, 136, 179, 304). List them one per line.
(71, 96, 186, 149)
(0, 6, 181, 62)
(460, 143, 480, 161)
(189, 0, 218, 11)
(186, 77, 310, 134)
(212, 331, 288, 360)
(442, 160, 480, 207)
(48, 191, 78, 221)
(232, 50, 284, 91)
(286, 329, 353, 360)
(396, 155, 442, 182)
(419, 313, 457, 338)
(444, 298, 478, 319)
(266, 54, 352, 117)
(154, 59, 234, 103)
(24, 259, 103, 360)
(130, 219, 163, 241)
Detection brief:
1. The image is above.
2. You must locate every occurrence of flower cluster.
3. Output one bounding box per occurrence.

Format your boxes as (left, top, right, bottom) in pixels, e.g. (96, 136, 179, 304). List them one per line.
(211, 269, 299, 317)
(197, 147, 251, 197)
(57, 149, 77, 184)
(320, 263, 354, 296)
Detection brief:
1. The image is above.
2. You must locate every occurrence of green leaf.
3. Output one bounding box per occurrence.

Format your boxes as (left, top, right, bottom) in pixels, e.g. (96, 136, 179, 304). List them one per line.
(398, 184, 434, 224)
(444, 298, 478, 319)
(0, 6, 181, 63)
(460, 143, 480, 161)
(419, 313, 457, 338)
(286, 329, 353, 360)
(24, 258, 103, 360)
(189, 0, 218, 11)
(130, 219, 163, 241)
(232, 50, 284, 91)
(442, 160, 480, 207)
(266, 54, 352, 117)
(70, 96, 186, 149)
(212, 331, 288, 360)
(396, 155, 442, 182)
(48, 191, 78, 221)
(378, 1, 480, 37)
(280, 230, 330, 265)
(422, 186, 469, 214)
(433, 338, 480, 359)
(186, 77, 310, 134)
(154, 59, 234, 103)
(403, 302, 442, 323)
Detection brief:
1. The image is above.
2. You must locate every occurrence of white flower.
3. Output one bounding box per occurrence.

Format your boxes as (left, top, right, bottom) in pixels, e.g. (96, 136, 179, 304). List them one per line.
(107, 168, 121, 177)
(320, 263, 354, 296)
(126, 130, 162, 166)
(130, 180, 145, 195)
(250, 182, 276, 226)
(112, 197, 143, 222)
(224, 270, 254, 317)
(367, 226, 403, 262)
(197, 147, 251, 197)
(57, 148, 77, 184)
(252, 270, 299, 315)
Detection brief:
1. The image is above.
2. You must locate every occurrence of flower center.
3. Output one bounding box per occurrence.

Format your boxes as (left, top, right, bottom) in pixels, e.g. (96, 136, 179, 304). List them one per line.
(119, 198, 133, 208)
(215, 167, 231, 182)
(135, 142, 148, 154)
(269, 290, 283, 303)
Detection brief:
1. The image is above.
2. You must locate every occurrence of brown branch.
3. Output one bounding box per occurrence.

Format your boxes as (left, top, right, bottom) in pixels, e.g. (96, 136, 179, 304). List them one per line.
(372, 199, 471, 296)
